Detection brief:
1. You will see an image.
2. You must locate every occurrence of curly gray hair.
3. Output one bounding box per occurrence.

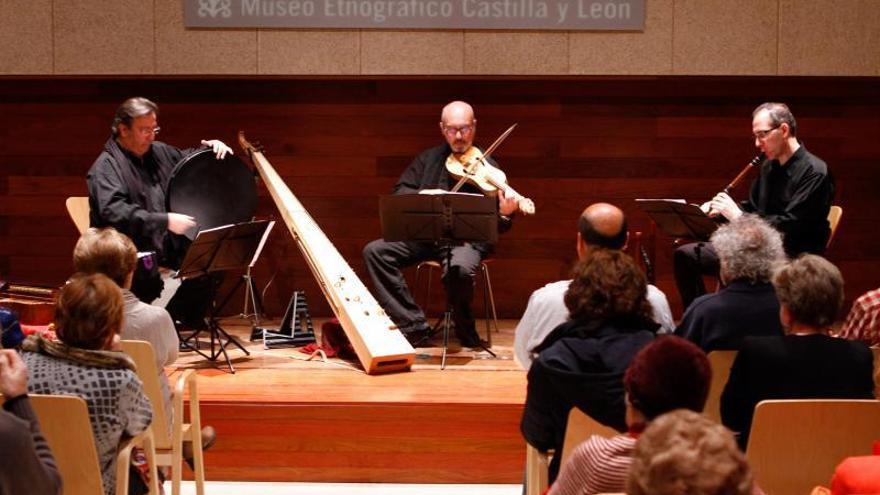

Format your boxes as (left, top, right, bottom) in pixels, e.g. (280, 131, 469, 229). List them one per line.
(711, 214, 785, 284)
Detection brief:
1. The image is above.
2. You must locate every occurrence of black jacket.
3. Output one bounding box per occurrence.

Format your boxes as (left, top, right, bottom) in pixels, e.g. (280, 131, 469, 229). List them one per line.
(521, 318, 654, 482)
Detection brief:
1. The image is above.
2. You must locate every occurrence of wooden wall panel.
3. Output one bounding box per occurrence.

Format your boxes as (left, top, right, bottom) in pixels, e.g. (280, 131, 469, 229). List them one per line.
(1, 77, 878, 319)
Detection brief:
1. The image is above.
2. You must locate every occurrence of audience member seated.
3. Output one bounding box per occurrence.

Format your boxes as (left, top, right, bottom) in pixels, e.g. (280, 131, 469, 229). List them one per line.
(825, 455, 880, 495)
(627, 409, 757, 495)
(21, 273, 152, 495)
(838, 286, 880, 347)
(721, 254, 875, 449)
(73, 227, 178, 423)
(675, 214, 785, 351)
(520, 249, 656, 482)
(550, 335, 711, 495)
(514, 202, 674, 369)
(0, 348, 62, 495)
(72, 227, 215, 467)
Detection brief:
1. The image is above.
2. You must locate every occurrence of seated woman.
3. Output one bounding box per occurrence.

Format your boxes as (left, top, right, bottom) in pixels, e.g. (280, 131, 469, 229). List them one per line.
(628, 409, 757, 495)
(521, 249, 657, 482)
(22, 273, 152, 495)
(721, 254, 875, 449)
(550, 335, 712, 495)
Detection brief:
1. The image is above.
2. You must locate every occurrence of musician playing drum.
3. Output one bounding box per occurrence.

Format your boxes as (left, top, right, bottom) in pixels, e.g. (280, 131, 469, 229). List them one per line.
(673, 102, 835, 309)
(86, 97, 232, 304)
(363, 101, 522, 348)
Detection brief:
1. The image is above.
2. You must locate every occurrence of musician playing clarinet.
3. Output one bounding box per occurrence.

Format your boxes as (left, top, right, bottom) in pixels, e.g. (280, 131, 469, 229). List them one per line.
(674, 102, 835, 309)
(363, 101, 521, 348)
(87, 97, 232, 305)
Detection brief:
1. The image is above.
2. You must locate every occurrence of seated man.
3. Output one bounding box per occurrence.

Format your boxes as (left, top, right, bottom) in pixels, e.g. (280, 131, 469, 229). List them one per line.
(838, 286, 880, 347)
(87, 96, 232, 304)
(627, 409, 757, 495)
(514, 202, 673, 368)
(0, 349, 62, 495)
(675, 214, 786, 352)
(674, 102, 834, 309)
(721, 254, 875, 449)
(550, 336, 711, 495)
(362, 100, 520, 347)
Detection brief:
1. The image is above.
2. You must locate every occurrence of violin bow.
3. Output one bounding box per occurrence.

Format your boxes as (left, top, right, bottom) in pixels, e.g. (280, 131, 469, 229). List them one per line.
(451, 123, 518, 192)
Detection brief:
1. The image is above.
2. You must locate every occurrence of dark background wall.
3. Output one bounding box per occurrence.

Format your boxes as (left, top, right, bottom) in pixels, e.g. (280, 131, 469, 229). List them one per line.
(1, 77, 877, 319)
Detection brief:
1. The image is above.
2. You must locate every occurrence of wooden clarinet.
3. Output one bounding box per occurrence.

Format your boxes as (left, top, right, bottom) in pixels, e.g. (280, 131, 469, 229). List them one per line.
(723, 153, 765, 194)
(238, 132, 415, 374)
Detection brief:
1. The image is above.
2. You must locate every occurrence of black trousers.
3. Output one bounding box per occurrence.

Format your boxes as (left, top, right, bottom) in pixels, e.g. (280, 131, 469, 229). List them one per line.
(363, 239, 489, 341)
(673, 241, 721, 310)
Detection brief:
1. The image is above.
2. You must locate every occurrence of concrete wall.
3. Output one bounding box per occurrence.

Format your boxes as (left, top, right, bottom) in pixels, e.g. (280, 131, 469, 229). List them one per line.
(2, 0, 878, 76)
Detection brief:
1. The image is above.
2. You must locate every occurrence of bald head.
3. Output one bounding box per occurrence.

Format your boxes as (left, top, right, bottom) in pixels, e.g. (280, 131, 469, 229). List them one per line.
(578, 203, 628, 255)
(440, 101, 475, 123)
(439, 101, 477, 153)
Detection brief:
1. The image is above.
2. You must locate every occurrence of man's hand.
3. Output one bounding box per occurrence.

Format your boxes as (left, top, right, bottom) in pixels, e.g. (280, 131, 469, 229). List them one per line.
(498, 188, 518, 216)
(0, 349, 28, 399)
(708, 192, 743, 221)
(201, 139, 233, 160)
(168, 212, 197, 235)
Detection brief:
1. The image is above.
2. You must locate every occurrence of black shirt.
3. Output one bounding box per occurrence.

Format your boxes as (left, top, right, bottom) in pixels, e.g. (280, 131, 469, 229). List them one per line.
(87, 138, 193, 266)
(741, 145, 834, 256)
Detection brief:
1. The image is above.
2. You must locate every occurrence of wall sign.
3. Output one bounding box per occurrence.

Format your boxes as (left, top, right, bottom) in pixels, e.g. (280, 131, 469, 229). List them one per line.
(185, 0, 645, 30)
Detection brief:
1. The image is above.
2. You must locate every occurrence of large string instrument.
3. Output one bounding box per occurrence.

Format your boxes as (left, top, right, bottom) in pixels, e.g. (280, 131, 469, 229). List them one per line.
(238, 132, 415, 374)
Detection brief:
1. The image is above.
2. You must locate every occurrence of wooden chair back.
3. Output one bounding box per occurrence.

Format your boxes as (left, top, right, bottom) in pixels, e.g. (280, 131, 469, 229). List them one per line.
(705, 350, 737, 423)
(122, 339, 205, 495)
(827, 205, 843, 250)
(30, 393, 159, 495)
(560, 408, 619, 466)
(65, 196, 90, 235)
(746, 399, 880, 495)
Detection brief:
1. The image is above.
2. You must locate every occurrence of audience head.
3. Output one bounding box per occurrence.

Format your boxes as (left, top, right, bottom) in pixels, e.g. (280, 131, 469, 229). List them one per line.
(73, 227, 138, 288)
(711, 214, 785, 285)
(564, 249, 651, 325)
(625, 336, 711, 424)
(0, 309, 24, 349)
(628, 409, 754, 495)
(54, 273, 124, 350)
(772, 254, 844, 332)
(576, 202, 628, 260)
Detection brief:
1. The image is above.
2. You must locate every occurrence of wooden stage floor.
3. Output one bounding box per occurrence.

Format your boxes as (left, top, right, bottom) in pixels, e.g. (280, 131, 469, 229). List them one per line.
(170, 317, 528, 484)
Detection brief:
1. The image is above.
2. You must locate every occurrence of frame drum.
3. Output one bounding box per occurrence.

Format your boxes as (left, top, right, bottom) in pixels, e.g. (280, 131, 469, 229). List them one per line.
(166, 149, 258, 240)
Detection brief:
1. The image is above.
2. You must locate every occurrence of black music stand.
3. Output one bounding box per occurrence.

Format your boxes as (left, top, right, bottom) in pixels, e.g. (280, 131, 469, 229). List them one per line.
(176, 220, 271, 373)
(380, 192, 498, 369)
(635, 199, 719, 242)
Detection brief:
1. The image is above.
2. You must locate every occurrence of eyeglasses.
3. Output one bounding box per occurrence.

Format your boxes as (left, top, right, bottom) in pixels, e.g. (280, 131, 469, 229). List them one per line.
(753, 124, 780, 140)
(136, 126, 161, 137)
(442, 125, 473, 137)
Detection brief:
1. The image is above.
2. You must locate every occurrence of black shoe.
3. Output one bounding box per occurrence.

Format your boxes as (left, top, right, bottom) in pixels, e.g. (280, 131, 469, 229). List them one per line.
(457, 330, 483, 349)
(403, 327, 432, 347)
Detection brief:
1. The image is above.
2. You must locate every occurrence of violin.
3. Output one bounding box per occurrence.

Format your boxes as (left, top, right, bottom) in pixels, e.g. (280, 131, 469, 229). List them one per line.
(445, 146, 536, 215)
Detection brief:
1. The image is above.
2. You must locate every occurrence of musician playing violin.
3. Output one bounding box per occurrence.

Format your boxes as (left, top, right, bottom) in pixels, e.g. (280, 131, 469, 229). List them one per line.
(363, 101, 522, 348)
(673, 102, 834, 309)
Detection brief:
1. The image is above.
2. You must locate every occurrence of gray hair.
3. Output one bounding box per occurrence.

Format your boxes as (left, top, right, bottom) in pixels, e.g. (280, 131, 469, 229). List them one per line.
(711, 214, 786, 284)
(753, 102, 797, 137)
(111, 97, 158, 137)
(772, 254, 844, 330)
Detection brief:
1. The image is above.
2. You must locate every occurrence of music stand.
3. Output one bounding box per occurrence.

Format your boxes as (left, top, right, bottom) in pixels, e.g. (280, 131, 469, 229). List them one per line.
(176, 219, 272, 373)
(380, 192, 498, 369)
(635, 199, 719, 242)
